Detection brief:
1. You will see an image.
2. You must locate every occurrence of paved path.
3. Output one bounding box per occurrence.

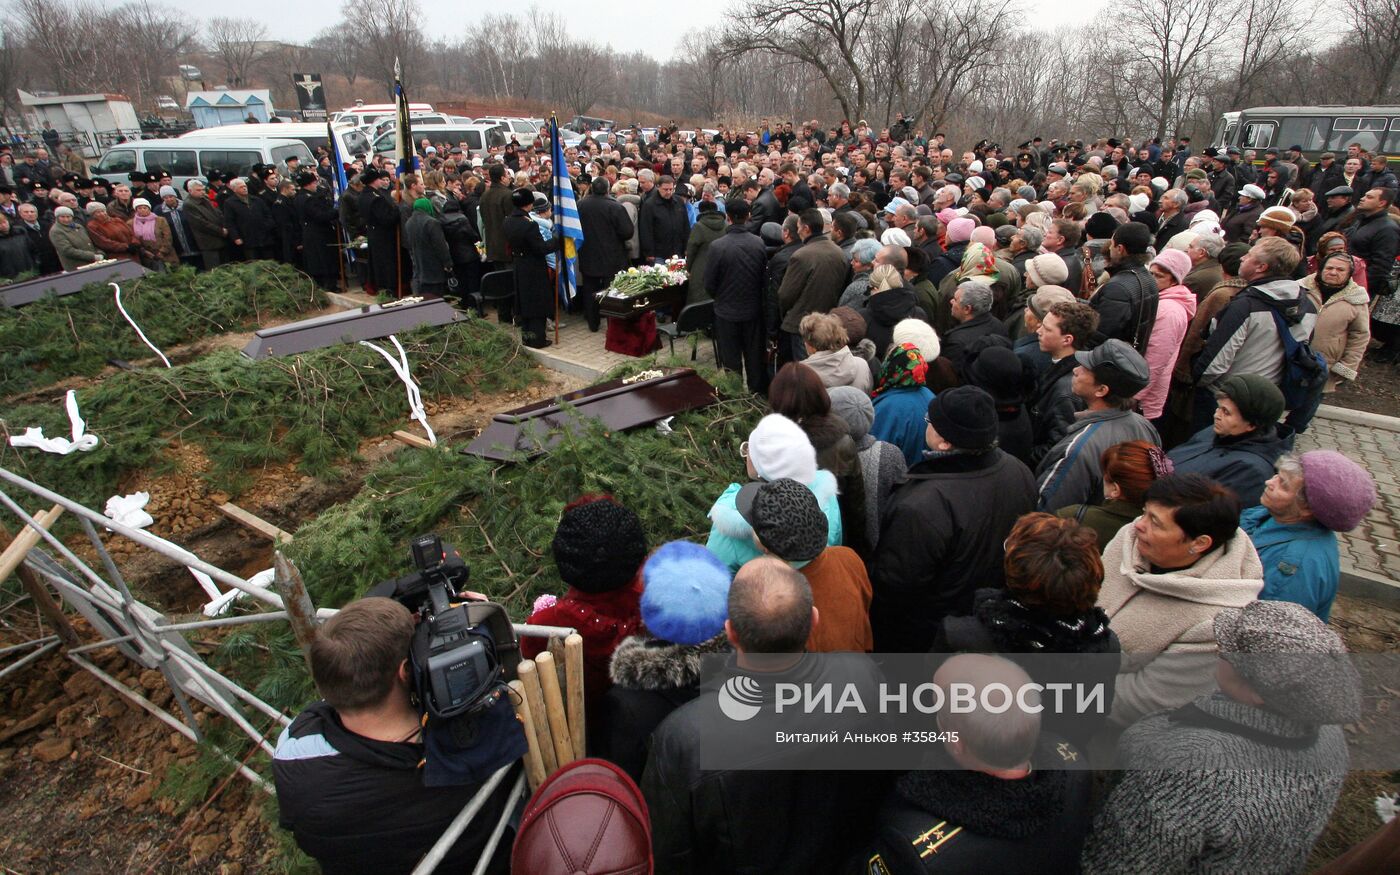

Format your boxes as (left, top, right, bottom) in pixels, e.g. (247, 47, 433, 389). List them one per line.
(525, 312, 718, 379)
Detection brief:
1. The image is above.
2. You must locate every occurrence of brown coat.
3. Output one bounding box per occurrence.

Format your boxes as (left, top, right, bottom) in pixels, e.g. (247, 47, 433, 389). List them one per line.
(85, 213, 138, 261)
(1174, 277, 1246, 383)
(1302, 274, 1371, 391)
(133, 215, 178, 267)
(800, 546, 874, 653)
(777, 232, 848, 332)
(1183, 257, 1222, 301)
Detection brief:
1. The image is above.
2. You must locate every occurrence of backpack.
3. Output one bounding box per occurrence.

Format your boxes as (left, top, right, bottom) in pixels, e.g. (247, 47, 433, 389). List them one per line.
(1268, 306, 1327, 410)
(512, 758, 653, 874)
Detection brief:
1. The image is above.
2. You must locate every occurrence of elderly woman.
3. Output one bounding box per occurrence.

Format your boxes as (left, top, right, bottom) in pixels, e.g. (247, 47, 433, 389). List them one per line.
(862, 263, 925, 357)
(1243, 451, 1377, 621)
(1098, 473, 1263, 726)
(1306, 231, 1368, 293)
(130, 198, 178, 269)
(48, 206, 101, 271)
(84, 201, 138, 261)
(1301, 251, 1371, 393)
(932, 512, 1121, 750)
(828, 386, 907, 551)
(799, 312, 874, 393)
(705, 412, 842, 573)
(870, 342, 936, 468)
(1168, 374, 1294, 507)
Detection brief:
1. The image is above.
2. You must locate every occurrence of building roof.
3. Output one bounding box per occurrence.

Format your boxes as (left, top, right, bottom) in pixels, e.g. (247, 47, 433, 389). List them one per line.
(185, 90, 273, 109)
(18, 89, 132, 106)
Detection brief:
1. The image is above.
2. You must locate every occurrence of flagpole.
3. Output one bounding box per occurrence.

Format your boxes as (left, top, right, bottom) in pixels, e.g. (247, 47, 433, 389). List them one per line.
(551, 113, 562, 345)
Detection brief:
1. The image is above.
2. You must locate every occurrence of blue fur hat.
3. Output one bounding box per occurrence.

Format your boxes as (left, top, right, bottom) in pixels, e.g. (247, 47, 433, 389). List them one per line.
(640, 541, 732, 645)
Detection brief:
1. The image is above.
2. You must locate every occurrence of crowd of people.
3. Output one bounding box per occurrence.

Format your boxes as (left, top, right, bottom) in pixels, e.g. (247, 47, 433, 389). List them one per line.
(2, 117, 1392, 874)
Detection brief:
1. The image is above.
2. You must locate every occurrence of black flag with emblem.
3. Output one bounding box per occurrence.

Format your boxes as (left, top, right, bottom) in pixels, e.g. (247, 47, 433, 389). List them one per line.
(292, 72, 326, 120)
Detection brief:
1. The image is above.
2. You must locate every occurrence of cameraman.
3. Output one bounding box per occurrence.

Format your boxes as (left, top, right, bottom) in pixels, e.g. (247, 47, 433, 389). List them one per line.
(273, 597, 514, 874)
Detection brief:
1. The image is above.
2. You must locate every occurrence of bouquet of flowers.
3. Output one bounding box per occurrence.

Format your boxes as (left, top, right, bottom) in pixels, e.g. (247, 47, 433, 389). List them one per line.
(604, 256, 688, 298)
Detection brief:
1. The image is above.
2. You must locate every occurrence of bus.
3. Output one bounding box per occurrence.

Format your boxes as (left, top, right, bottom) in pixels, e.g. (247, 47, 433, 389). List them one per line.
(1212, 105, 1400, 164)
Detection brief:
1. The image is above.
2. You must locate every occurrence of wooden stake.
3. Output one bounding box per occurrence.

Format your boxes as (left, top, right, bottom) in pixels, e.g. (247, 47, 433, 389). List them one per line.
(517, 660, 557, 774)
(534, 651, 574, 768)
(0, 506, 63, 583)
(391, 429, 434, 450)
(563, 634, 585, 761)
(216, 503, 292, 544)
(271, 551, 318, 673)
(0, 515, 81, 649)
(508, 679, 547, 792)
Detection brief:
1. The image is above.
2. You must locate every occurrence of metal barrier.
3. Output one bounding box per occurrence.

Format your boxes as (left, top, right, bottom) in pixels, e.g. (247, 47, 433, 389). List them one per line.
(0, 464, 576, 873)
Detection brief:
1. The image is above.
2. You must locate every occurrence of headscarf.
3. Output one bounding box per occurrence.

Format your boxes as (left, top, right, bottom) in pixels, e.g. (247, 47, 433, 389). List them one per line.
(953, 241, 999, 283)
(131, 210, 157, 242)
(872, 342, 928, 398)
(412, 197, 435, 215)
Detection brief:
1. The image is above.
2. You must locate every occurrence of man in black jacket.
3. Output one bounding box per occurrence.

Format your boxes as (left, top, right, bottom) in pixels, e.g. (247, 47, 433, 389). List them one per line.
(272, 598, 515, 875)
(295, 172, 340, 291)
(577, 177, 634, 331)
(704, 198, 769, 393)
(643, 556, 887, 875)
(1090, 222, 1157, 352)
(222, 176, 276, 261)
(503, 187, 553, 348)
(940, 282, 1009, 376)
(1345, 187, 1399, 298)
(358, 168, 401, 295)
(638, 175, 690, 262)
(871, 387, 1037, 652)
(13, 202, 59, 275)
(1308, 153, 1344, 199)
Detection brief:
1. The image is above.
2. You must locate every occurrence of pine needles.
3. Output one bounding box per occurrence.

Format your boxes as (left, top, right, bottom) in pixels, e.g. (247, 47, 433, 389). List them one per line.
(0, 261, 327, 398)
(0, 319, 539, 509)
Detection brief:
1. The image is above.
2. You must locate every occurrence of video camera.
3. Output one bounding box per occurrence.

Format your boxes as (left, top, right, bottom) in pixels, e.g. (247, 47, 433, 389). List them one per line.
(373, 534, 515, 734)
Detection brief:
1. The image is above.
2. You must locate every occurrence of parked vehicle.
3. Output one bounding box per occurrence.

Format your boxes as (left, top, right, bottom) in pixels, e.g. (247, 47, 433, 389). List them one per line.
(371, 123, 507, 159)
(178, 122, 371, 163)
(91, 137, 315, 190)
(1213, 105, 1400, 165)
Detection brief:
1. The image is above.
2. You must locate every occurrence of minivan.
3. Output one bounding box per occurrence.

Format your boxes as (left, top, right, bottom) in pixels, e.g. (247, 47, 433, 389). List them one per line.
(333, 103, 434, 129)
(372, 123, 508, 159)
(91, 138, 316, 191)
(474, 117, 540, 147)
(178, 122, 372, 163)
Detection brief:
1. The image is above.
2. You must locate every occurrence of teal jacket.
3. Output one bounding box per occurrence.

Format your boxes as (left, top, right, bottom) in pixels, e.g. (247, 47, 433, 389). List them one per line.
(1240, 506, 1340, 621)
(705, 470, 843, 572)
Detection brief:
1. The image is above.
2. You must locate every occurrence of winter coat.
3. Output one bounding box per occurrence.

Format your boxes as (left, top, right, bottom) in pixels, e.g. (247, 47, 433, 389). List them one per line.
(637, 192, 690, 260)
(600, 633, 728, 782)
(1139, 283, 1197, 419)
(49, 221, 100, 270)
(940, 312, 1009, 376)
(871, 449, 1037, 653)
(0, 228, 35, 278)
(854, 436, 908, 551)
(1222, 201, 1261, 243)
(1035, 408, 1161, 513)
(403, 210, 452, 294)
(1182, 257, 1222, 301)
(643, 652, 889, 875)
(617, 194, 641, 260)
(1240, 505, 1341, 623)
(704, 224, 767, 322)
(927, 240, 965, 288)
(14, 218, 60, 275)
(1301, 274, 1371, 390)
(765, 240, 800, 335)
(1082, 693, 1347, 875)
(1056, 498, 1141, 553)
(871, 385, 937, 469)
(576, 193, 633, 279)
(706, 470, 843, 573)
(1090, 258, 1157, 352)
(803, 345, 874, 393)
(1168, 424, 1296, 508)
(222, 193, 275, 249)
(182, 194, 227, 251)
(1192, 276, 1317, 389)
(1343, 208, 1399, 296)
(777, 232, 848, 332)
(1096, 524, 1263, 726)
(799, 546, 874, 653)
(1316, 203, 1355, 241)
(1309, 163, 1345, 198)
(992, 401, 1035, 468)
(1154, 211, 1189, 251)
(134, 215, 178, 267)
(1174, 277, 1246, 383)
(155, 204, 197, 259)
(863, 286, 927, 358)
(502, 208, 552, 319)
(478, 184, 513, 263)
(683, 210, 727, 305)
(858, 736, 1094, 875)
(746, 189, 781, 233)
(85, 213, 138, 260)
(294, 189, 339, 278)
(1055, 245, 1085, 294)
(934, 589, 1120, 751)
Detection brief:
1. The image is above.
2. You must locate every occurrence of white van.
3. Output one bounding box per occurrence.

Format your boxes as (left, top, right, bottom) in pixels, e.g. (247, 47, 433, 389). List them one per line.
(334, 103, 434, 129)
(91, 138, 315, 191)
(474, 117, 540, 147)
(179, 122, 373, 163)
(372, 123, 508, 159)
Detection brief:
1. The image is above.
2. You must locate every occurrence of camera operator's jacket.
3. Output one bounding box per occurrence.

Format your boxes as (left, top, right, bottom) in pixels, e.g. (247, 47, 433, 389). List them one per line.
(273, 702, 513, 875)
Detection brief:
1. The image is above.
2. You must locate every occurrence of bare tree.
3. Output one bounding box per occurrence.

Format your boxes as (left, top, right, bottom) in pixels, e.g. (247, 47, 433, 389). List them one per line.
(344, 0, 424, 92)
(1222, 0, 1313, 109)
(12, 0, 108, 93)
(1344, 0, 1400, 102)
(904, 0, 1017, 132)
(108, 2, 193, 107)
(676, 34, 726, 120)
(1135, 0, 1232, 138)
(0, 28, 28, 125)
(207, 17, 268, 88)
(311, 27, 359, 88)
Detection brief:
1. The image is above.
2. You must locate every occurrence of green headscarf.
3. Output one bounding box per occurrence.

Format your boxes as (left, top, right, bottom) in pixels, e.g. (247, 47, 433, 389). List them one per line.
(412, 197, 435, 215)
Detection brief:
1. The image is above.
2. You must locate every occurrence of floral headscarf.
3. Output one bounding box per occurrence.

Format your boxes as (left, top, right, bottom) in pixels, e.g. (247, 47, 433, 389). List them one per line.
(873, 342, 927, 397)
(954, 241, 999, 283)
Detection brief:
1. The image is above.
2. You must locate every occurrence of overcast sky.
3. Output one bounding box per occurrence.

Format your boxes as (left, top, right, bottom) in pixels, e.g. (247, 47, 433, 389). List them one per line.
(242, 1, 1107, 64)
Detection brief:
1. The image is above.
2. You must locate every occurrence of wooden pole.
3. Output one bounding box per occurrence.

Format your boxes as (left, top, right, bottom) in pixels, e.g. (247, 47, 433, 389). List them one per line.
(0, 505, 63, 583)
(270, 551, 318, 673)
(508, 679, 547, 791)
(534, 650, 574, 768)
(1, 507, 83, 649)
(563, 633, 586, 761)
(517, 660, 557, 775)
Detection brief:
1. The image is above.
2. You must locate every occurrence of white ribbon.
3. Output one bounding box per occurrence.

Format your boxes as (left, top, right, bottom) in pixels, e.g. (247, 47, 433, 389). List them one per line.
(199, 567, 275, 618)
(104, 492, 153, 529)
(8, 389, 101, 454)
(112, 281, 171, 369)
(357, 334, 437, 447)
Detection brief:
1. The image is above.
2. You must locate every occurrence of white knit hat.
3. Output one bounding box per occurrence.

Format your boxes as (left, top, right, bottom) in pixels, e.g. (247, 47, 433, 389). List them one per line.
(891, 318, 941, 363)
(1166, 230, 1198, 250)
(746, 414, 816, 483)
(880, 227, 912, 247)
(1025, 253, 1069, 288)
(132, 198, 150, 209)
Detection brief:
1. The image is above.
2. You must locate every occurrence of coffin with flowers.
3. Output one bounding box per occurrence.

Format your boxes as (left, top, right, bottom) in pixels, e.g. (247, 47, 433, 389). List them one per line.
(597, 256, 689, 319)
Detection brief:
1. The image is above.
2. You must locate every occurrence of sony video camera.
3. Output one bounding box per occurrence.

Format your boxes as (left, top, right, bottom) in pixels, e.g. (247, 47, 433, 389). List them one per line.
(373, 534, 519, 732)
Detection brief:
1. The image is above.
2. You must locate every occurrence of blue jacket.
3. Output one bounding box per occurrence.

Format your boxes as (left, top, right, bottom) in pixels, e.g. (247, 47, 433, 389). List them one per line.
(1241, 506, 1339, 621)
(871, 386, 936, 468)
(1168, 424, 1295, 508)
(706, 470, 843, 572)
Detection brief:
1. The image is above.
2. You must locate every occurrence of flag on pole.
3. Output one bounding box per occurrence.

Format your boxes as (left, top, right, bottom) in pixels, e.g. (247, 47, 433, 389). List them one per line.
(393, 58, 416, 179)
(325, 119, 349, 204)
(550, 116, 582, 307)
